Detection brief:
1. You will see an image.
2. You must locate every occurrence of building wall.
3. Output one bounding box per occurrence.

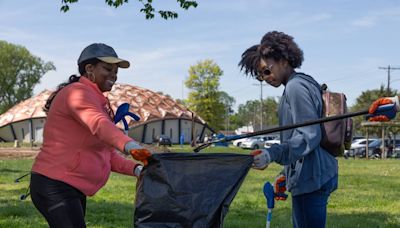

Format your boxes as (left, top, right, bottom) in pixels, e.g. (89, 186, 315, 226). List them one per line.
(128, 118, 214, 144)
(0, 118, 46, 143)
(0, 117, 214, 145)
(32, 118, 46, 142)
(130, 125, 144, 143)
(180, 119, 192, 143)
(144, 121, 163, 144)
(0, 125, 14, 142)
(11, 120, 30, 142)
(164, 119, 179, 143)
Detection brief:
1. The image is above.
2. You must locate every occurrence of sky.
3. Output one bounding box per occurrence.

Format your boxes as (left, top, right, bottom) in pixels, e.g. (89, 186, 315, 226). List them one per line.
(1, 0, 399, 111)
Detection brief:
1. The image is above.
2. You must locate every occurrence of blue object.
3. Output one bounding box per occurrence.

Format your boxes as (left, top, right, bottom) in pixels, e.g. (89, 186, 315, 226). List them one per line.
(263, 182, 275, 209)
(214, 133, 229, 147)
(263, 182, 275, 228)
(114, 103, 140, 133)
(180, 133, 185, 145)
(365, 103, 396, 120)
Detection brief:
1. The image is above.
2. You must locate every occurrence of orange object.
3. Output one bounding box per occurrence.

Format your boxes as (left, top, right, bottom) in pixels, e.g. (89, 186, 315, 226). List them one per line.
(250, 149, 263, 156)
(274, 175, 287, 201)
(130, 148, 152, 166)
(369, 98, 393, 114)
(368, 115, 390, 122)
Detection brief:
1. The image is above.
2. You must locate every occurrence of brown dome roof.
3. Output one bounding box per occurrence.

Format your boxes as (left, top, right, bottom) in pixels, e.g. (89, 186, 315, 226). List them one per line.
(0, 90, 51, 127)
(0, 83, 206, 128)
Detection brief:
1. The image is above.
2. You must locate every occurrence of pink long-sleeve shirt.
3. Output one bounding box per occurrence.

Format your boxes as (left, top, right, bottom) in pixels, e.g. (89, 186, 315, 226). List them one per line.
(32, 76, 137, 196)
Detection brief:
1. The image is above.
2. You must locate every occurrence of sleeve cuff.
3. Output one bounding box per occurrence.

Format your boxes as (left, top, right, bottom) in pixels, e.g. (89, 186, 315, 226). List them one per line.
(267, 143, 289, 162)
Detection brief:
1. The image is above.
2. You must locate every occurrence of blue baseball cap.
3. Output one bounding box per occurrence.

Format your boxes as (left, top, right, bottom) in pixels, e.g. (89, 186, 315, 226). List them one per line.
(77, 43, 130, 68)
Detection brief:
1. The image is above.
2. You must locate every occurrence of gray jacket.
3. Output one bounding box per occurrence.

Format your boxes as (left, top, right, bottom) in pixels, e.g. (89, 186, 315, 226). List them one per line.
(268, 72, 338, 196)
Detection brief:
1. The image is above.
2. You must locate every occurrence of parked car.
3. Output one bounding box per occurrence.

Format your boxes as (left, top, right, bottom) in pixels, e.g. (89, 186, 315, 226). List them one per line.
(240, 135, 275, 149)
(157, 135, 172, 147)
(345, 138, 400, 159)
(233, 135, 277, 148)
(232, 138, 247, 147)
(350, 138, 377, 150)
(352, 136, 365, 141)
(264, 138, 281, 148)
(343, 139, 382, 159)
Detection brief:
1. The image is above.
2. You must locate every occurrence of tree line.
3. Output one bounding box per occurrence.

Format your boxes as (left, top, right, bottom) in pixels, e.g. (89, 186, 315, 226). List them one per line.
(1, 41, 398, 136)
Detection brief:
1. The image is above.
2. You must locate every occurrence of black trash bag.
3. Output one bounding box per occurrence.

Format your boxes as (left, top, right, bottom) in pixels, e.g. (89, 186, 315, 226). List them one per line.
(134, 153, 253, 228)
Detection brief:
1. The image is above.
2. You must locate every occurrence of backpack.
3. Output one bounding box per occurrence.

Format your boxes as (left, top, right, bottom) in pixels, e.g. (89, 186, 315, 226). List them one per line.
(296, 73, 353, 157)
(320, 84, 353, 156)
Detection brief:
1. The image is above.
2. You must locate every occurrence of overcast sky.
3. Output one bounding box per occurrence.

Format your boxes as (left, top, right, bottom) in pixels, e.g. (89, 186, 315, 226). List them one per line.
(1, 0, 399, 110)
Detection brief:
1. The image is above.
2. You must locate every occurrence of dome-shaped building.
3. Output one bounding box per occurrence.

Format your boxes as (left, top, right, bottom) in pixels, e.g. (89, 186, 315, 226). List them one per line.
(0, 83, 214, 144)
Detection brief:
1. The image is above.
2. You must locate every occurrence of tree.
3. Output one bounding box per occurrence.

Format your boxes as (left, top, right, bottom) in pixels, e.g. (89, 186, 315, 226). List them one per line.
(185, 60, 225, 131)
(60, 0, 198, 20)
(219, 91, 235, 131)
(350, 85, 399, 136)
(262, 97, 279, 127)
(232, 97, 279, 131)
(0, 41, 55, 114)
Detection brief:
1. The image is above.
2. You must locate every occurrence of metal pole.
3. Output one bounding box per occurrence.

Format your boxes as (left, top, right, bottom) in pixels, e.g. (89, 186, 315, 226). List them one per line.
(260, 80, 263, 130)
(194, 109, 369, 152)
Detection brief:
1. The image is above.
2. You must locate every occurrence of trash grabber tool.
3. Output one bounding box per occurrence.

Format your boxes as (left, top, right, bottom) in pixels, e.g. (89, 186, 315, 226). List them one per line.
(14, 172, 31, 200)
(114, 103, 140, 135)
(263, 182, 275, 228)
(193, 104, 395, 152)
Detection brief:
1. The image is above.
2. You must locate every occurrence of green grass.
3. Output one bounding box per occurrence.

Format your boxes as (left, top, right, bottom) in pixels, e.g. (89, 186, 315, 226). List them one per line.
(1, 146, 400, 227)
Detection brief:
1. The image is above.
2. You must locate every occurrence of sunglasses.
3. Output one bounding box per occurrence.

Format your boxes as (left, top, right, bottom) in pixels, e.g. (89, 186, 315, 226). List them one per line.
(256, 64, 273, 81)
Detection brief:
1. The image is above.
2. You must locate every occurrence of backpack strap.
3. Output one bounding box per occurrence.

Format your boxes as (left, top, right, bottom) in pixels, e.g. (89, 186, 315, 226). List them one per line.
(293, 72, 325, 118)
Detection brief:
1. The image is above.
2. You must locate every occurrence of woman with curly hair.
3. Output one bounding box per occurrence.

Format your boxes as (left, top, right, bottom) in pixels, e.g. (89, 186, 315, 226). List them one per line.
(239, 31, 338, 228)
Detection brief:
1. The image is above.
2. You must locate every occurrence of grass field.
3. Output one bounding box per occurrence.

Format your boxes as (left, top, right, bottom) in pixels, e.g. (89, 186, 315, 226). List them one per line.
(1, 145, 400, 227)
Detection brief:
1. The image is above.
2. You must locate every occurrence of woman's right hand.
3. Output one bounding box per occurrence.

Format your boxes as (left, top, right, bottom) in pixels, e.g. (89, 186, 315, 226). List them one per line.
(124, 141, 152, 166)
(130, 148, 152, 166)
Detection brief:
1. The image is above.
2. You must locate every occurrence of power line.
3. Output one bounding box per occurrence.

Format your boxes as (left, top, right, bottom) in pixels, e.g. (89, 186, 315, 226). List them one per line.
(379, 65, 400, 95)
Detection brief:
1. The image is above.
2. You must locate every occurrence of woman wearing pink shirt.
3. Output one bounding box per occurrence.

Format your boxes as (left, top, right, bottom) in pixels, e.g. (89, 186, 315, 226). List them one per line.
(30, 43, 151, 228)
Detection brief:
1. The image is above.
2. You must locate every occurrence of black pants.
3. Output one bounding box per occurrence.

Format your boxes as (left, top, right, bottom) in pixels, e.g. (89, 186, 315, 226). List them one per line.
(30, 172, 87, 228)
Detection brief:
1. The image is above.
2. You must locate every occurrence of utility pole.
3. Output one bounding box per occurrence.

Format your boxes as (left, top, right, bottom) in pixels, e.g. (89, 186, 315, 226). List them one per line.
(379, 65, 400, 95)
(253, 81, 267, 130)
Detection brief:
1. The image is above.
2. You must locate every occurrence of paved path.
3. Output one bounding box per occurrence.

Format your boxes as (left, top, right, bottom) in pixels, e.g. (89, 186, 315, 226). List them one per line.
(0, 148, 39, 159)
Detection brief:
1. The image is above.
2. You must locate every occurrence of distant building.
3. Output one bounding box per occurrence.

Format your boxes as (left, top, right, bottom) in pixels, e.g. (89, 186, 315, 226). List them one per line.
(235, 125, 254, 135)
(0, 83, 214, 144)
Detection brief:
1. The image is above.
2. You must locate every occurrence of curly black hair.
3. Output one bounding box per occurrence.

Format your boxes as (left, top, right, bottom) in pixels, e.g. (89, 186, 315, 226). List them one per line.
(239, 31, 304, 77)
(260, 31, 303, 68)
(238, 44, 261, 77)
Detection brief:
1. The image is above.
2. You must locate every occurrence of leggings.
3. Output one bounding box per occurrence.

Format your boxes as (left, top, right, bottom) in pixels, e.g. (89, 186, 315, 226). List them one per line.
(30, 172, 87, 228)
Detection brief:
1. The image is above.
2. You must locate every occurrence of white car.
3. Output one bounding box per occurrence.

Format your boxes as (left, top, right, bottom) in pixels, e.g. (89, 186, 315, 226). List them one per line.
(264, 139, 281, 148)
(349, 138, 377, 150)
(232, 138, 248, 147)
(233, 135, 278, 148)
(240, 135, 277, 149)
(344, 138, 378, 158)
